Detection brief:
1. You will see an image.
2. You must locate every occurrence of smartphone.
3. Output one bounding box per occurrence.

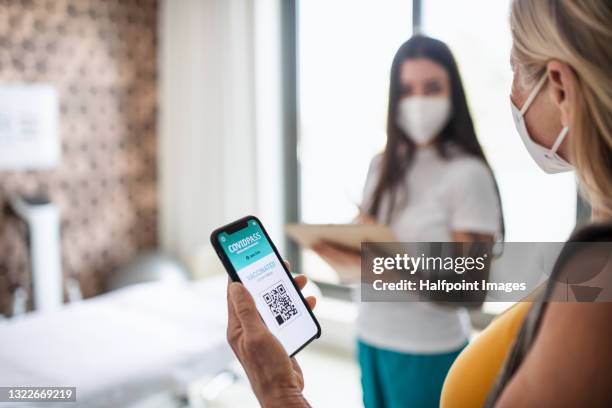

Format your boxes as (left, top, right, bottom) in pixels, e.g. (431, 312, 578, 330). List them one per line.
(211, 215, 321, 356)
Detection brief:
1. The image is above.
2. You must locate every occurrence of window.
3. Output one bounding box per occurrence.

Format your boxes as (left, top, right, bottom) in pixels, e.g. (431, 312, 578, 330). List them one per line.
(298, 0, 413, 283)
(421, 0, 576, 242)
(296, 0, 577, 288)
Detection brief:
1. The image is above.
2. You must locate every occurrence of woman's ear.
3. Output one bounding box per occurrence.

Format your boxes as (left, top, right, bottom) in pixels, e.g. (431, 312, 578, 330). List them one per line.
(546, 60, 576, 127)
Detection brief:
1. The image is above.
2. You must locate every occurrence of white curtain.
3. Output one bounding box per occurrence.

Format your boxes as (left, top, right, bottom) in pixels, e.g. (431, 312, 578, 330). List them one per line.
(159, 0, 284, 264)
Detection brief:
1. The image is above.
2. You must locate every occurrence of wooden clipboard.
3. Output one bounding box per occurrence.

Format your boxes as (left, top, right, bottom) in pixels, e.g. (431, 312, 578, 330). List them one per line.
(285, 223, 396, 250)
(285, 223, 395, 283)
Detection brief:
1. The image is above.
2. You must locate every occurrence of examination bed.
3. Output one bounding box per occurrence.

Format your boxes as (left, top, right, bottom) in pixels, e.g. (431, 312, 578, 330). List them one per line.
(0, 274, 233, 407)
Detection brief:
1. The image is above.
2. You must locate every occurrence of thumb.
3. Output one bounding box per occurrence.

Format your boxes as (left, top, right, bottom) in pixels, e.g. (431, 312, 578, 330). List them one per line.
(229, 282, 265, 332)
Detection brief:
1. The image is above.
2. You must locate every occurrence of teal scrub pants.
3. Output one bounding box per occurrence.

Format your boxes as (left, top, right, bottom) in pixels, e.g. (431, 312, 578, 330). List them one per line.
(357, 339, 465, 408)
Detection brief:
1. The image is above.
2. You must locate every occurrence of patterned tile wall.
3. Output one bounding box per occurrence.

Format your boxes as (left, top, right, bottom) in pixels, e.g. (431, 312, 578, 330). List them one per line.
(0, 0, 158, 315)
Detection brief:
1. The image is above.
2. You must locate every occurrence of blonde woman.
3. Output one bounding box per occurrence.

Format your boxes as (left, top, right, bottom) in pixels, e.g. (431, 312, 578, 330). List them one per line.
(225, 0, 612, 406)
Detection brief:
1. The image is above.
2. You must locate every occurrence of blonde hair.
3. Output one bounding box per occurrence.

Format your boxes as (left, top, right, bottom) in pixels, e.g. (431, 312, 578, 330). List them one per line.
(511, 0, 612, 219)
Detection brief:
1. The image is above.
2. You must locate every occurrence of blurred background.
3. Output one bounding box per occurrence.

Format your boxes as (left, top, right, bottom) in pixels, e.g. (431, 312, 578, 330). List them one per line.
(0, 0, 582, 407)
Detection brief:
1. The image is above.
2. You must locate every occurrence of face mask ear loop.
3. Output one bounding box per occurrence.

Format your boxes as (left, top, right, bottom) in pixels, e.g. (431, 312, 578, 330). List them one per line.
(519, 75, 548, 116)
(550, 126, 569, 155)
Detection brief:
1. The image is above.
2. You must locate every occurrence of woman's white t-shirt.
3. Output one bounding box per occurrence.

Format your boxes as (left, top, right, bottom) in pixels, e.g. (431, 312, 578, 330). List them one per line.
(358, 145, 501, 353)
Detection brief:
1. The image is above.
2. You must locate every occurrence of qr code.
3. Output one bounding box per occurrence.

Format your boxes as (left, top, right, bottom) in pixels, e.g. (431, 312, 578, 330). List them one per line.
(262, 282, 300, 326)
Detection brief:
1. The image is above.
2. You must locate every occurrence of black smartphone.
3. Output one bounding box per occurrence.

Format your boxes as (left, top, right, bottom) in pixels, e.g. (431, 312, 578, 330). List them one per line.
(211, 215, 321, 356)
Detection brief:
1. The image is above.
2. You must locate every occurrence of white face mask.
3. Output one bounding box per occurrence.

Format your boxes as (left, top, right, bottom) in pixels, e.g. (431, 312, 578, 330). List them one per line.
(397, 96, 451, 145)
(510, 75, 572, 173)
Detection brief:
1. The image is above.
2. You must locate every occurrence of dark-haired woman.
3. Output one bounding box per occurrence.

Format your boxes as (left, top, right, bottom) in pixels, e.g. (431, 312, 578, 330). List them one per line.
(316, 35, 504, 408)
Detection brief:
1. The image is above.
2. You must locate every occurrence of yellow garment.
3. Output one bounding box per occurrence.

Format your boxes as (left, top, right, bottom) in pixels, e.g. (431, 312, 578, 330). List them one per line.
(440, 301, 532, 408)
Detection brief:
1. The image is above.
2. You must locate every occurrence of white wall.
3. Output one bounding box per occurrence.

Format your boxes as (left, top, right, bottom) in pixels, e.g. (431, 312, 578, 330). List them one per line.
(158, 0, 285, 263)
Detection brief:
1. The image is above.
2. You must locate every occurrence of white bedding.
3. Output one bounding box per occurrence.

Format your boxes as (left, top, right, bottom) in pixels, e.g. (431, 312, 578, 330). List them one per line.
(0, 275, 233, 407)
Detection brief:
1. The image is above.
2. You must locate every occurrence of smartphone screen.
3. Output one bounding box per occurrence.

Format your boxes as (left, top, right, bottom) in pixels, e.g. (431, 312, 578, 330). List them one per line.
(212, 216, 320, 356)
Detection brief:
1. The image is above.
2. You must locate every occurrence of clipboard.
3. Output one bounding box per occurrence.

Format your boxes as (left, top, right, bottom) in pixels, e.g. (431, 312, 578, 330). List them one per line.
(285, 223, 395, 283)
(285, 223, 396, 251)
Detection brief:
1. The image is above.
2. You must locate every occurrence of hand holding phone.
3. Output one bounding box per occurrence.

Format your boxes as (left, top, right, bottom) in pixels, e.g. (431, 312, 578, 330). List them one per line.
(226, 282, 312, 407)
(211, 215, 321, 356)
